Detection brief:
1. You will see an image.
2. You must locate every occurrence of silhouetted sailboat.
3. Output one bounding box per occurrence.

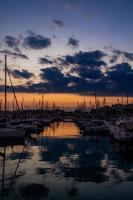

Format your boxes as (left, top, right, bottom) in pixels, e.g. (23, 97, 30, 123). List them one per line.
(0, 55, 25, 139)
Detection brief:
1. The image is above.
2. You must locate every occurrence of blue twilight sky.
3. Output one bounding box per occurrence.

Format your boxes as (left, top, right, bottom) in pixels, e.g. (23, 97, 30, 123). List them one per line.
(0, 0, 133, 95)
(0, 0, 133, 50)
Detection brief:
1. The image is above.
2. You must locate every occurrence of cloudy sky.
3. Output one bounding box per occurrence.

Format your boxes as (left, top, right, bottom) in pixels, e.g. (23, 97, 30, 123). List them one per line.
(0, 0, 133, 96)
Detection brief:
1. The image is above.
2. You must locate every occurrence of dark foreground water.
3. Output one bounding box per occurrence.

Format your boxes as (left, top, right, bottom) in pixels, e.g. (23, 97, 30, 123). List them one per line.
(0, 122, 133, 200)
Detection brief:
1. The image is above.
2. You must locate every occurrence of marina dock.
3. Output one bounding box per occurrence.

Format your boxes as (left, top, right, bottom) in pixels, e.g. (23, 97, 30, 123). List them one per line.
(0, 105, 133, 142)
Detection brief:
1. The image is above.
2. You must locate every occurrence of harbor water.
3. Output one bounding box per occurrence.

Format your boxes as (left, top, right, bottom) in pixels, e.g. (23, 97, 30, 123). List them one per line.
(0, 122, 133, 200)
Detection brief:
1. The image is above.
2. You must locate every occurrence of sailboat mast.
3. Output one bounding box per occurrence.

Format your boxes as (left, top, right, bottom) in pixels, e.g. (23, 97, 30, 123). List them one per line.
(94, 90, 97, 109)
(1, 146, 6, 200)
(4, 55, 7, 112)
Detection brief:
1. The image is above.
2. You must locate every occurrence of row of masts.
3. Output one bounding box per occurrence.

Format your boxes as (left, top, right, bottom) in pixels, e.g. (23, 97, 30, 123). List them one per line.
(0, 98, 59, 111)
(0, 96, 131, 112)
(94, 93, 130, 109)
(0, 94, 132, 112)
(4, 55, 7, 112)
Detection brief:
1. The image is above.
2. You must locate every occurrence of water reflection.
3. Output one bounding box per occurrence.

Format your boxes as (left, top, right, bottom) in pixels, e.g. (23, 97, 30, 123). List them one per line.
(0, 122, 133, 200)
(43, 122, 80, 138)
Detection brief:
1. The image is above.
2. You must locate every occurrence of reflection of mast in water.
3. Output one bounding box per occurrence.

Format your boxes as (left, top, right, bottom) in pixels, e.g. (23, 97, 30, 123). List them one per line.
(45, 127, 48, 137)
(44, 122, 60, 137)
(55, 121, 60, 129)
(7, 146, 25, 197)
(21, 97, 24, 110)
(42, 127, 50, 146)
(51, 122, 56, 136)
(0, 145, 25, 200)
(52, 122, 60, 136)
(32, 98, 35, 110)
(76, 125, 79, 136)
(1, 146, 6, 200)
(48, 126, 51, 136)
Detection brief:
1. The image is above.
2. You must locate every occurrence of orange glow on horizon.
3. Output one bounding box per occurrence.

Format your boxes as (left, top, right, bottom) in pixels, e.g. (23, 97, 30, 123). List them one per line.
(0, 92, 133, 109)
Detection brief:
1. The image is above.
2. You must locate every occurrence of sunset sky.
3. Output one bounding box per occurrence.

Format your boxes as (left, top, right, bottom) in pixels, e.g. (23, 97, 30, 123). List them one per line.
(0, 0, 133, 106)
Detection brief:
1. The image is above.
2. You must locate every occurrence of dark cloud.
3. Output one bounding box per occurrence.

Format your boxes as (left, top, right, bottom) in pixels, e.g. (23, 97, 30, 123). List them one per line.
(4, 35, 20, 52)
(39, 57, 53, 65)
(23, 31, 51, 49)
(52, 19, 64, 27)
(22, 62, 133, 95)
(37, 67, 89, 93)
(73, 66, 104, 80)
(0, 49, 28, 59)
(39, 67, 94, 93)
(67, 37, 79, 48)
(29, 76, 88, 93)
(63, 50, 106, 67)
(10, 69, 34, 79)
(0, 46, 133, 95)
(107, 47, 133, 62)
(66, 76, 90, 92)
(106, 63, 133, 84)
(79, 63, 133, 96)
(40, 67, 64, 81)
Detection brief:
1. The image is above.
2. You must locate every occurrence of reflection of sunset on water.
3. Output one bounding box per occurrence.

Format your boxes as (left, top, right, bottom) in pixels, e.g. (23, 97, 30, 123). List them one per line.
(43, 122, 80, 138)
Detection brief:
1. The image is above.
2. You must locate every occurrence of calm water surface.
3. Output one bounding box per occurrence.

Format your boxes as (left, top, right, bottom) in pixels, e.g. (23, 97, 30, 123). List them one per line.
(0, 122, 133, 200)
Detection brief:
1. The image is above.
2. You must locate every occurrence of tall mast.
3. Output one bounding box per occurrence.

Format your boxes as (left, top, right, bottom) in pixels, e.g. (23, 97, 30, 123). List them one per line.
(4, 55, 7, 112)
(94, 90, 97, 109)
(126, 94, 129, 105)
(41, 94, 44, 110)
